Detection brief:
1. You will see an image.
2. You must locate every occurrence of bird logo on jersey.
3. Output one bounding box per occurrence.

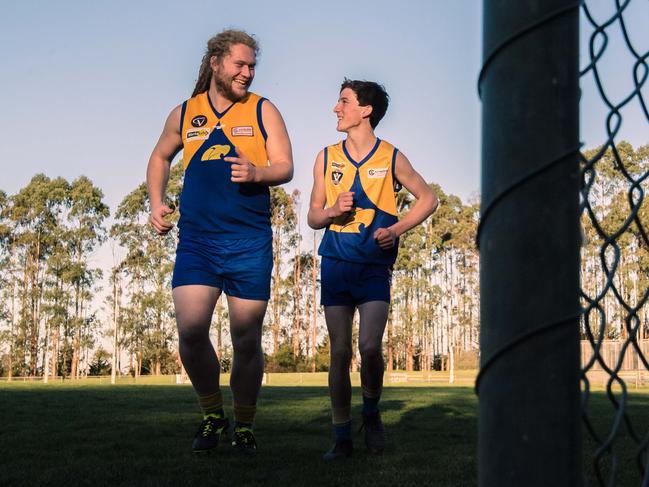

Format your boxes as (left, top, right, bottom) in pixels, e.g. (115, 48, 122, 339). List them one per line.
(201, 144, 231, 161)
(330, 208, 375, 233)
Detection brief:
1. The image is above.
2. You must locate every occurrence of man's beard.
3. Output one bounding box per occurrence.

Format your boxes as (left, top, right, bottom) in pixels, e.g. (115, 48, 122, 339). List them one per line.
(214, 67, 248, 103)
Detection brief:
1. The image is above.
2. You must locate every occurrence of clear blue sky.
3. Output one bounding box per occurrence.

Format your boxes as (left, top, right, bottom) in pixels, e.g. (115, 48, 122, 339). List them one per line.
(0, 0, 481, 216)
(1, 1, 646, 227)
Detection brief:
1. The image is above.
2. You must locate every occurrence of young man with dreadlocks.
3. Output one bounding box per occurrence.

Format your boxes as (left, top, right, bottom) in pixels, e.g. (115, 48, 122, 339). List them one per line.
(308, 79, 437, 461)
(147, 29, 293, 454)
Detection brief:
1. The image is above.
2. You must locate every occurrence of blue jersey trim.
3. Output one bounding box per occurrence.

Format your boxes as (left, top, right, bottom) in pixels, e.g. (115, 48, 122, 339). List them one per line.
(207, 93, 235, 119)
(323, 146, 328, 176)
(342, 138, 381, 168)
(180, 101, 187, 134)
(257, 98, 268, 141)
(391, 147, 398, 181)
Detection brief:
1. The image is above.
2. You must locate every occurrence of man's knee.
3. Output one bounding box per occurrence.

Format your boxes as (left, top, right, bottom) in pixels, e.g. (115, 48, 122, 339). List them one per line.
(178, 323, 210, 348)
(359, 343, 383, 362)
(330, 346, 353, 367)
(232, 334, 261, 358)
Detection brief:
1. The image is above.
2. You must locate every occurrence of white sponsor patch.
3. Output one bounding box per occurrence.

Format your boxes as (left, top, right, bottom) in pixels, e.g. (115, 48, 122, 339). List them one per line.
(185, 127, 211, 141)
(232, 126, 254, 136)
(367, 167, 389, 179)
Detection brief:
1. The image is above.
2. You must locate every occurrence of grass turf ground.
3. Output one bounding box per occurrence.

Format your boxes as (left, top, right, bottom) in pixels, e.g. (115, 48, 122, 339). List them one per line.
(1, 379, 476, 487)
(2, 375, 649, 486)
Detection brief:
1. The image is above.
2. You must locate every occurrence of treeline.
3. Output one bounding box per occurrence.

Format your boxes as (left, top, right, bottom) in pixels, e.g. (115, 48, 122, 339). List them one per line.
(581, 141, 649, 342)
(0, 161, 481, 378)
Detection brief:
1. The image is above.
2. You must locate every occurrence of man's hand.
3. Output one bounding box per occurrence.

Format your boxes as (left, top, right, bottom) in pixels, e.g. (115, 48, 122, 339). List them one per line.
(374, 227, 397, 250)
(150, 204, 175, 235)
(226, 147, 258, 183)
(328, 191, 354, 218)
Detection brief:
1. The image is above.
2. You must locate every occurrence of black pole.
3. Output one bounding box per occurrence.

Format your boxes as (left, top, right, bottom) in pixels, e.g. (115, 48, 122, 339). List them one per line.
(478, 1, 581, 485)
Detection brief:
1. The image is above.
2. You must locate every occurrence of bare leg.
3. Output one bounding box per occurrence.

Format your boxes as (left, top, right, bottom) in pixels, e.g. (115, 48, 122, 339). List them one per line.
(227, 295, 267, 420)
(358, 301, 390, 402)
(173, 285, 221, 395)
(324, 305, 355, 423)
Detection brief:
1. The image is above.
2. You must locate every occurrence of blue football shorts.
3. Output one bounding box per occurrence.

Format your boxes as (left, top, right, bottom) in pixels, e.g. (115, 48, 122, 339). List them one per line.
(320, 256, 391, 306)
(172, 234, 273, 301)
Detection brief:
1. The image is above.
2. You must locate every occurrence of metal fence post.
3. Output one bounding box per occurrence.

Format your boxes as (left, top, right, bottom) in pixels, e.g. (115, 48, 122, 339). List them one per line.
(478, 1, 581, 485)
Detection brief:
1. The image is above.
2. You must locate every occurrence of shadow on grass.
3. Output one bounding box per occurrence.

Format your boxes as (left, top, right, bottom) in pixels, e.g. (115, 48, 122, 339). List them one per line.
(0, 384, 477, 487)
(582, 390, 649, 486)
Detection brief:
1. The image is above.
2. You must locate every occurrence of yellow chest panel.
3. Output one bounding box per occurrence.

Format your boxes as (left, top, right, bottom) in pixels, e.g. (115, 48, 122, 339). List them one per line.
(180, 92, 268, 169)
(324, 139, 398, 217)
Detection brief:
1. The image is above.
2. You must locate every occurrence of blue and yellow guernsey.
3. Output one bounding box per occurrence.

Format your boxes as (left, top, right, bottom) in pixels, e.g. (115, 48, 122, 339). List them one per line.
(318, 138, 399, 265)
(178, 91, 271, 238)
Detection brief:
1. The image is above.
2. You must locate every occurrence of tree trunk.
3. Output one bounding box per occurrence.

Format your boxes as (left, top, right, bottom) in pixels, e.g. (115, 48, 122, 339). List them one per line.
(311, 233, 317, 373)
(387, 307, 394, 371)
(405, 288, 414, 371)
(29, 231, 42, 376)
(351, 313, 358, 372)
(43, 320, 50, 383)
(215, 296, 224, 356)
(111, 274, 120, 385)
(8, 267, 17, 381)
(292, 222, 301, 359)
(272, 229, 281, 354)
(449, 342, 455, 384)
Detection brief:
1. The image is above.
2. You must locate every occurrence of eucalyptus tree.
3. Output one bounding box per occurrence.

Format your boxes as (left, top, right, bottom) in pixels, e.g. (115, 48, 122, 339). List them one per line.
(6, 175, 69, 375)
(285, 250, 320, 362)
(66, 176, 109, 378)
(581, 142, 649, 340)
(268, 186, 298, 354)
(110, 162, 182, 376)
(0, 190, 14, 377)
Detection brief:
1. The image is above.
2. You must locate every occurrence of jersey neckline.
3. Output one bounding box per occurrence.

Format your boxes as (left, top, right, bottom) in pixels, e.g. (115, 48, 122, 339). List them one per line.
(206, 92, 236, 119)
(342, 138, 382, 168)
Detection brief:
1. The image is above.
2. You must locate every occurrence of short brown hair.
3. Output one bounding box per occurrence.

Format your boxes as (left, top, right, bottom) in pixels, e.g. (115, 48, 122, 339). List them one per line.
(340, 79, 389, 128)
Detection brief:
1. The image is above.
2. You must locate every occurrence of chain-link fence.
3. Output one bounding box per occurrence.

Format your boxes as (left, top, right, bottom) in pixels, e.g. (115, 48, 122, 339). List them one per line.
(580, 0, 649, 485)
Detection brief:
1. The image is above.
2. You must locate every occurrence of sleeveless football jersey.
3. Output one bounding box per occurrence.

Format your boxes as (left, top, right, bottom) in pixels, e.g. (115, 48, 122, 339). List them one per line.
(318, 138, 399, 265)
(177, 91, 271, 238)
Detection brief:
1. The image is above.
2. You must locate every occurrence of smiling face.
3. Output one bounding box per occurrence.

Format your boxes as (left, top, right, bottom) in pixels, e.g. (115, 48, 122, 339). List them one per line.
(210, 43, 256, 102)
(333, 87, 373, 133)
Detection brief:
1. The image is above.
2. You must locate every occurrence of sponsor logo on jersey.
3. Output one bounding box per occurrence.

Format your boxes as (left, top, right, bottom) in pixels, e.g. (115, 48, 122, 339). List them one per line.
(201, 144, 231, 161)
(332, 171, 343, 185)
(367, 167, 389, 179)
(186, 128, 211, 141)
(191, 115, 208, 127)
(232, 126, 254, 137)
(331, 161, 346, 169)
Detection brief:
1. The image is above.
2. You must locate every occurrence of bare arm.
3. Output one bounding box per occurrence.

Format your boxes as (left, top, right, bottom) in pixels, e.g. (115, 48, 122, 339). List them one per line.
(227, 100, 294, 186)
(307, 150, 355, 229)
(374, 151, 438, 249)
(146, 105, 183, 235)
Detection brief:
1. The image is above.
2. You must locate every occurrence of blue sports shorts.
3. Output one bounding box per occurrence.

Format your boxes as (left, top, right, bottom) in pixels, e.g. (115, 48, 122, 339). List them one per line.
(320, 256, 391, 306)
(172, 234, 272, 301)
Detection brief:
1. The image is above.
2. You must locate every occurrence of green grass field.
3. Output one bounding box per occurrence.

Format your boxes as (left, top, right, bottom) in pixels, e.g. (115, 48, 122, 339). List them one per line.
(2, 373, 649, 486)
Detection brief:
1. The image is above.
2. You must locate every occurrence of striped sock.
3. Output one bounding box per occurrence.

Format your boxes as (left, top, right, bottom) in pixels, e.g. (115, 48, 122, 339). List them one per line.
(233, 403, 257, 427)
(197, 390, 224, 418)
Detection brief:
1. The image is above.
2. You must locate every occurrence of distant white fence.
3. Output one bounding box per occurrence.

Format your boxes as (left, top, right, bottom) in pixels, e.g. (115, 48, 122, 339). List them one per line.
(581, 340, 649, 387)
(581, 339, 649, 371)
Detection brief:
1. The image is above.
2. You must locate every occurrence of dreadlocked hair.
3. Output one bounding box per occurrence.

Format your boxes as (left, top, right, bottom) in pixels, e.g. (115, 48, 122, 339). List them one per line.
(191, 29, 260, 97)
